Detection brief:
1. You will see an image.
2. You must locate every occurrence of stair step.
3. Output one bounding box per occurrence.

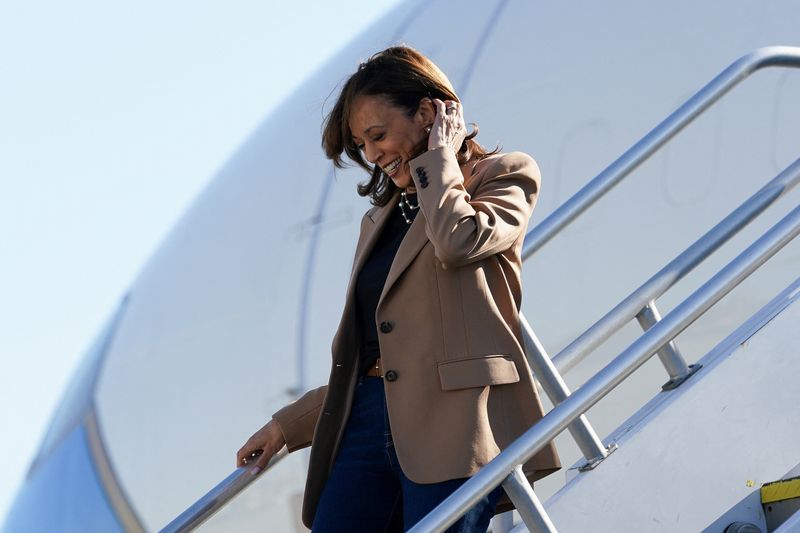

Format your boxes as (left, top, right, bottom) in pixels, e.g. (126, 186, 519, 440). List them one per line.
(762, 476, 800, 532)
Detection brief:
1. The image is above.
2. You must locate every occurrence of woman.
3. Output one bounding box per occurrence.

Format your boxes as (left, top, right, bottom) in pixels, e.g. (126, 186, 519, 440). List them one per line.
(237, 46, 560, 532)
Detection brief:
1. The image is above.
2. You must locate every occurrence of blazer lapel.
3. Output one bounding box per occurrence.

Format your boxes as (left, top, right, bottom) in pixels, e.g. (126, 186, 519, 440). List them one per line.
(343, 190, 398, 306)
(377, 208, 428, 308)
(377, 160, 490, 309)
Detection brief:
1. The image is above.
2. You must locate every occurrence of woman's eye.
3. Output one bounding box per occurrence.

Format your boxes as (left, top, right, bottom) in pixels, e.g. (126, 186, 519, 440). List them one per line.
(372, 134, 384, 142)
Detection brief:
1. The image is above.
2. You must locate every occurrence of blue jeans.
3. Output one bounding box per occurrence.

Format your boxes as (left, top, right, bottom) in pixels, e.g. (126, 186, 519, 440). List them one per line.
(312, 376, 503, 532)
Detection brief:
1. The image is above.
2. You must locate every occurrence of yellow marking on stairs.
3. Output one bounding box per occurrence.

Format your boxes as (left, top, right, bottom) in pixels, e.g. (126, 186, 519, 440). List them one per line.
(762, 477, 800, 504)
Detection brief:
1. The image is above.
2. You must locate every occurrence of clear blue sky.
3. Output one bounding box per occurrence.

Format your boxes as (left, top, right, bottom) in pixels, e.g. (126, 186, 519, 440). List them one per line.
(0, 0, 400, 521)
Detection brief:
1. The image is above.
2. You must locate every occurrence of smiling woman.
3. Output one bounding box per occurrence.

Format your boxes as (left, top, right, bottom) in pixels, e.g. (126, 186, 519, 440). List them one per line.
(237, 45, 560, 532)
(322, 46, 498, 206)
(348, 93, 428, 190)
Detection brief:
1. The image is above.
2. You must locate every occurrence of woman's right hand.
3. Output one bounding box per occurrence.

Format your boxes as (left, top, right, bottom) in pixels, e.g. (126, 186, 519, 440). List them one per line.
(236, 419, 286, 474)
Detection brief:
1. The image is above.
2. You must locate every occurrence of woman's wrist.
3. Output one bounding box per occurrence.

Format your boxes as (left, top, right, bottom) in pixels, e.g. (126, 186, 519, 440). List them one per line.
(427, 142, 457, 153)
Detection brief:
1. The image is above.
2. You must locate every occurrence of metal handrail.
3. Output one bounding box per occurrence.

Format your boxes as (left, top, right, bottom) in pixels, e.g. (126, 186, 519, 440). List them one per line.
(517, 153, 800, 472)
(551, 156, 800, 374)
(519, 314, 613, 468)
(521, 46, 800, 260)
(410, 199, 800, 532)
(159, 448, 287, 533)
(521, 45, 800, 374)
(508, 44, 800, 475)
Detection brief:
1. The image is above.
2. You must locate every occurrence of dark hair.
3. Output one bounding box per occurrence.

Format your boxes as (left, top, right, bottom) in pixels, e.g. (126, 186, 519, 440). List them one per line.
(322, 45, 497, 206)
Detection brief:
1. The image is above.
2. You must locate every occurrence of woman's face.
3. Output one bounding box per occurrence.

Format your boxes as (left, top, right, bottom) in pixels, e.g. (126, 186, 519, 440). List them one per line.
(349, 94, 432, 190)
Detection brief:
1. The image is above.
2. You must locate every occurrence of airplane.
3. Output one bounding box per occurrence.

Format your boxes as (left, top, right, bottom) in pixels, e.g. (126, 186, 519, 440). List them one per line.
(4, 0, 800, 531)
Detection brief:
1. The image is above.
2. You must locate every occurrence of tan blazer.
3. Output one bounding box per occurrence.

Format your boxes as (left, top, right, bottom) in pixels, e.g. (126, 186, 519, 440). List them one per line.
(273, 147, 561, 528)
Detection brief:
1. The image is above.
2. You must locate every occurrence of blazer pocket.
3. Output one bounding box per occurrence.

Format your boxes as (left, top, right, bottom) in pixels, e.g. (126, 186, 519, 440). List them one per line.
(437, 354, 520, 391)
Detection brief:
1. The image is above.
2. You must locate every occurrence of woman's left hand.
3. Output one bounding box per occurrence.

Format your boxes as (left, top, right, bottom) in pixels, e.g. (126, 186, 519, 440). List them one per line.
(428, 98, 467, 153)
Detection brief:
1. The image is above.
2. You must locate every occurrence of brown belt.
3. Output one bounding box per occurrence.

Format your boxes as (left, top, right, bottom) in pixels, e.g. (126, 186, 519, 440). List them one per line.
(365, 357, 383, 377)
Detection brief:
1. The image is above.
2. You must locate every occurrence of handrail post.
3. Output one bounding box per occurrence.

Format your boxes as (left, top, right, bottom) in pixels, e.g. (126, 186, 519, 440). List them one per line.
(635, 301, 701, 390)
(501, 466, 557, 533)
(520, 313, 616, 469)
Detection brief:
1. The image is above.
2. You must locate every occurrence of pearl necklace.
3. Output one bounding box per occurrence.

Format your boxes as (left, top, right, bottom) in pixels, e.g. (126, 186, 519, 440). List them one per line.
(398, 191, 419, 224)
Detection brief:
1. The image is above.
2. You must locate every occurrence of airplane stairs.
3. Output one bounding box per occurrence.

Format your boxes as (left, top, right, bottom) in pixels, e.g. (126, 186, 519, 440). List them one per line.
(535, 277, 800, 532)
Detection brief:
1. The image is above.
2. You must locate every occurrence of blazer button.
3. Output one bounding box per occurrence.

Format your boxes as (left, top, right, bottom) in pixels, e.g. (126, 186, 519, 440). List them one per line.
(385, 370, 398, 382)
(379, 321, 393, 333)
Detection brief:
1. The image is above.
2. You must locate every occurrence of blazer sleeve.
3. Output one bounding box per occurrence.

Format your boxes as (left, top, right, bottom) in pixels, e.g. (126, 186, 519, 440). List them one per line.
(271, 385, 327, 452)
(409, 147, 541, 268)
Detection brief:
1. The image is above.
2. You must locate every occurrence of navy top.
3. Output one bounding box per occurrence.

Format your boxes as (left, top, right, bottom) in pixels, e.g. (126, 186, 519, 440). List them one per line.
(355, 192, 419, 376)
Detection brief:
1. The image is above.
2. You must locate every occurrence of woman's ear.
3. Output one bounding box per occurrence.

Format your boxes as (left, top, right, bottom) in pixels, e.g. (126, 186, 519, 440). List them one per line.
(416, 97, 436, 127)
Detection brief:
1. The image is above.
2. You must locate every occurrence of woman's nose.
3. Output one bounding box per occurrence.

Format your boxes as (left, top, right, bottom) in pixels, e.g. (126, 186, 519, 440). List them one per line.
(364, 143, 382, 164)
